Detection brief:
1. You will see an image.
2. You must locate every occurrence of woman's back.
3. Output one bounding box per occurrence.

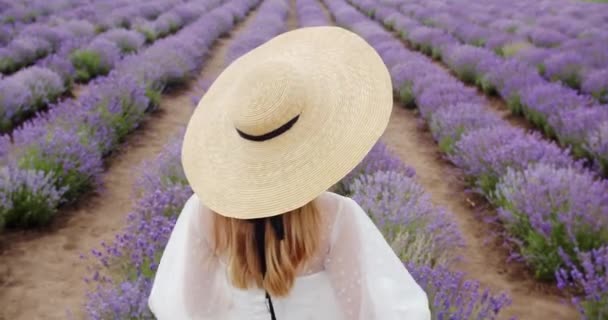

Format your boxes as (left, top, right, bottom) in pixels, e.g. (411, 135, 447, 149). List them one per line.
(149, 192, 430, 319)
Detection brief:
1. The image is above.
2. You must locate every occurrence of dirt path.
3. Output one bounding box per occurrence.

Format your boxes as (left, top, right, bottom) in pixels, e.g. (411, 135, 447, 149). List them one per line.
(380, 104, 578, 319)
(287, 0, 299, 30)
(0, 5, 265, 320)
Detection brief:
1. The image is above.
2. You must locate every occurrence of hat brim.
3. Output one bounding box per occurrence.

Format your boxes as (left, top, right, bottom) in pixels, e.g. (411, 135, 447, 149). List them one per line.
(182, 26, 392, 219)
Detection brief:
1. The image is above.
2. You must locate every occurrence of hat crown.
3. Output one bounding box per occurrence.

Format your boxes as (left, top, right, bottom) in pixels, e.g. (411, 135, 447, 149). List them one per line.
(230, 61, 307, 137)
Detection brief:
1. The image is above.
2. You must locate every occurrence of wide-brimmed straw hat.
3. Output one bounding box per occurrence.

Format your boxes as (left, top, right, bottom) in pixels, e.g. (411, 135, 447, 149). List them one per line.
(182, 26, 392, 219)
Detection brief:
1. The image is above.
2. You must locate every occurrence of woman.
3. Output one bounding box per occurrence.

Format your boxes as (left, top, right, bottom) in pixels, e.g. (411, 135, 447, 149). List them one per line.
(149, 26, 430, 320)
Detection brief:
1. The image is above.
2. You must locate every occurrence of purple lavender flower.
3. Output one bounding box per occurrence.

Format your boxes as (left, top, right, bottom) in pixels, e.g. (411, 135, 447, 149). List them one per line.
(390, 61, 434, 107)
(63, 20, 96, 38)
(514, 46, 550, 70)
(99, 29, 146, 54)
(36, 54, 76, 84)
(0, 166, 66, 228)
(296, 0, 330, 27)
(415, 81, 481, 120)
(21, 24, 71, 50)
(13, 66, 65, 107)
(546, 107, 608, 160)
(484, 33, 517, 53)
(481, 58, 544, 105)
(0, 77, 29, 128)
(118, 39, 199, 91)
(85, 139, 193, 318)
(544, 51, 585, 90)
(518, 82, 591, 133)
(11, 123, 103, 200)
(586, 122, 608, 176)
(225, 0, 288, 63)
(0, 25, 12, 46)
(527, 28, 567, 48)
(0, 36, 52, 73)
(351, 170, 463, 266)
(152, 12, 184, 38)
(443, 45, 500, 85)
(450, 126, 579, 196)
(454, 23, 490, 47)
(341, 142, 415, 193)
(85, 277, 155, 320)
(71, 38, 121, 82)
(407, 263, 511, 320)
(495, 164, 608, 280)
(556, 246, 608, 319)
(0, 67, 65, 131)
(429, 103, 505, 153)
(408, 26, 455, 59)
(537, 16, 585, 38)
(78, 74, 150, 154)
(582, 69, 608, 104)
(172, 1, 219, 24)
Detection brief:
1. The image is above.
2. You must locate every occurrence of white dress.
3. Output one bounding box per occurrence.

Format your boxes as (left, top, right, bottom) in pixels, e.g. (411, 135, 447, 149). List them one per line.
(148, 191, 431, 320)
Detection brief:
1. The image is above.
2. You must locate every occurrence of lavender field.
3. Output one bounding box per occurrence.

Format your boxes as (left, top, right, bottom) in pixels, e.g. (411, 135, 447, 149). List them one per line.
(0, 0, 606, 319)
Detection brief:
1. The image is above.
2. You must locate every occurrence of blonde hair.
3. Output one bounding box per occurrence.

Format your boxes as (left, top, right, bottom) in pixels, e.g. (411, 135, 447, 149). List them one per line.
(212, 201, 321, 297)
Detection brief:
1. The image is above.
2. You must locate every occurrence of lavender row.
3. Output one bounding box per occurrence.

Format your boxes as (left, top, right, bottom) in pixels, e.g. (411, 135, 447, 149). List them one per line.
(0, 0, 189, 75)
(0, 0, 93, 25)
(296, 0, 330, 27)
(394, 0, 608, 48)
(391, 0, 608, 103)
(324, 0, 608, 317)
(0, 0, 150, 72)
(0, 0, 178, 47)
(0, 0, 216, 134)
(225, 0, 290, 63)
(356, 0, 608, 177)
(0, 0, 251, 231)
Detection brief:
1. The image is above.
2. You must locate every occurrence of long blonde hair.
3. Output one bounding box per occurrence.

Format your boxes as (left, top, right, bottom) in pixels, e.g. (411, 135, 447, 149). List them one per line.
(212, 201, 321, 297)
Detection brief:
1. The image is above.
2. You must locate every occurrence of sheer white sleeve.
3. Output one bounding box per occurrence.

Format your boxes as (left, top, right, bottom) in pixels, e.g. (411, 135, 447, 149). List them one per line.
(324, 196, 431, 320)
(148, 194, 232, 319)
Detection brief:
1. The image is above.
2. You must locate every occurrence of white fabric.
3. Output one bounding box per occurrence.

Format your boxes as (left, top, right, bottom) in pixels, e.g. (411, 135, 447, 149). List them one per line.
(149, 192, 431, 320)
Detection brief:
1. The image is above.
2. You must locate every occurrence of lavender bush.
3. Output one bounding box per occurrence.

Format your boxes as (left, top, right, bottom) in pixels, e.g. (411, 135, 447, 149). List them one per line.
(0, 67, 65, 131)
(495, 164, 608, 280)
(339, 142, 415, 194)
(543, 52, 585, 90)
(11, 124, 104, 201)
(557, 246, 608, 319)
(296, 0, 330, 27)
(586, 123, 608, 176)
(443, 45, 497, 85)
(407, 263, 511, 320)
(450, 126, 578, 196)
(548, 107, 608, 160)
(98, 29, 146, 54)
(70, 39, 121, 82)
(582, 69, 608, 104)
(429, 103, 505, 153)
(0, 36, 53, 73)
(350, 170, 462, 266)
(225, 0, 289, 63)
(517, 82, 591, 135)
(0, 167, 65, 228)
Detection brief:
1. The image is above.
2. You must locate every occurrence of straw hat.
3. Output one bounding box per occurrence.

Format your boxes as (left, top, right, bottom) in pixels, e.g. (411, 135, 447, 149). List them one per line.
(182, 26, 392, 219)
